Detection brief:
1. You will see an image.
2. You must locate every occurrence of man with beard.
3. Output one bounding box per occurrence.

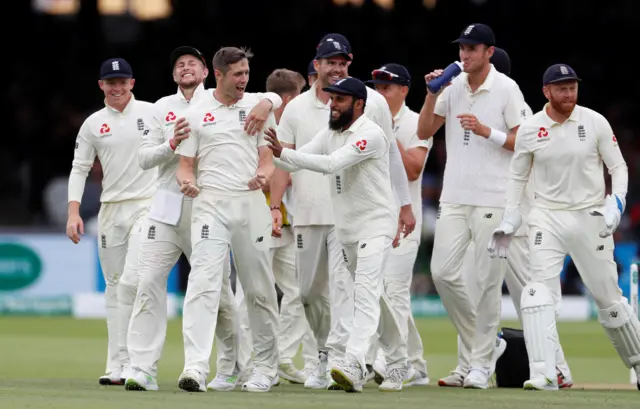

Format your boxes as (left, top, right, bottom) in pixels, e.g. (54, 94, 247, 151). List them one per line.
(175, 46, 282, 393)
(125, 46, 276, 391)
(417, 23, 527, 389)
(488, 63, 640, 390)
(266, 77, 408, 393)
(66, 58, 157, 385)
(443, 47, 574, 389)
(269, 34, 415, 390)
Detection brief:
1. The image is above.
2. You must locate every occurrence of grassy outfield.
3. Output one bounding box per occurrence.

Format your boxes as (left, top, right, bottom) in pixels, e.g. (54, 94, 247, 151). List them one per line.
(0, 317, 637, 409)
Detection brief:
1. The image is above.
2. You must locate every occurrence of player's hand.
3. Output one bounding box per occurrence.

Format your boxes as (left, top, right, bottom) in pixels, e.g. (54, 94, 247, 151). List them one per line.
(488, 208, 522, 258)
(178, 178, 200, 198)
(456, 113, 490, 138)
(425, 69, 450, 96)
(271, 208, 283, 237)
(248, 173, 267, 190)
(589, 194, 623, 238)
(398, 204, 416, 238)
(172, 117, 191, 148)
(66, 213, 84, 244)
(264, 127, 283, 158)
(245, 100, 272, 136)
(392, 221, 402, 248)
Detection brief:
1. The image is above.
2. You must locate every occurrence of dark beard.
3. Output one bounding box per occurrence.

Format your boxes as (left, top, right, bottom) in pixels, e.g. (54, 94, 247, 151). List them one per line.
(329, 104, 354, 130)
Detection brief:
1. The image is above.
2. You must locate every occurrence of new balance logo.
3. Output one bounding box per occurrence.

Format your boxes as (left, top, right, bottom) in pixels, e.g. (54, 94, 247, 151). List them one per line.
(610, 310, 618, 318)
(463, 129, 470, 145)
(360, 243, 367, 249)
(256, 236, 263, 243)
(201, 224, 210, 239)
(534, 232, 542, 245)
(484, 213, 493, 219)
(297, 234, 303, 249)
(101, 234, 107, 249)
(147, 225, 156, 240)
(528, 288, 536, 296)
(596, 245, 604, 251)
(335, 175, 342, 194)
(137, 118, 145, 131)
(578, 125, 586, 141)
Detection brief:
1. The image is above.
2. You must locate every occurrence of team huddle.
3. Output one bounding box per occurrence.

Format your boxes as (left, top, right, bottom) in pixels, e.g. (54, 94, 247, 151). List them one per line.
(66, 23, 640, 393)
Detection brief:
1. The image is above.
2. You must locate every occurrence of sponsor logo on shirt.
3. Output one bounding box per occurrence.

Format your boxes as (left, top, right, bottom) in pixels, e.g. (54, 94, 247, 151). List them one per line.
(353, 139, 367, 152)
(99, 123, 112, 138)
(165, 111, 177, 125)
(612, 135, 618, 146)
(537, 127, 549, 142)
(202, 112, 216, 127)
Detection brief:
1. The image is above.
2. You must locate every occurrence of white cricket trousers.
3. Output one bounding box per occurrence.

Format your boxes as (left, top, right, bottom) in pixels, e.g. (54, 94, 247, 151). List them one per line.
(183, 189, 279, 379)
(383, 239, 428, 373)
(431, 203, 506, 369)
(127, 200, 238, 378)
(342, 236, 408, 372)
(229, 226, 317, 372)
(97, 198, 149, 374)
(295, 225, 353, 364)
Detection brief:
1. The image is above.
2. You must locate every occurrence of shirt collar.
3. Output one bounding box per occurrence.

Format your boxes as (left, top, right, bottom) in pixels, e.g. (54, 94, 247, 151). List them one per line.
(177, 83, 206, 103)
(394, 103, 408, 123)
(462, 64, 497, 93)
(105, 94, 136, 114)
(339, 114, 368, 135)
(541, 103, 581, 126)
(311, 82, 331, 109)
(208, 89, 253, 110)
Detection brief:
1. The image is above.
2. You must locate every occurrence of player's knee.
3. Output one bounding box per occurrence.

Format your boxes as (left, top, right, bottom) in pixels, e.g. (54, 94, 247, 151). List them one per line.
(520, 282, 555, 311)
(598, 298, 633, 328)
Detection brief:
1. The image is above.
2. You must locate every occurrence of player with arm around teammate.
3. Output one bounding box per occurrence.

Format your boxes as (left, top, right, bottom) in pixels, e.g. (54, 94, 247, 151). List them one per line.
(66, 58, 156, 385)
(489, 63, 640, 391)
(416, 23, 529, 389)
(366, 63, 432, 387)
(266, 77, 410, 393)
(175, 46, 283, 393)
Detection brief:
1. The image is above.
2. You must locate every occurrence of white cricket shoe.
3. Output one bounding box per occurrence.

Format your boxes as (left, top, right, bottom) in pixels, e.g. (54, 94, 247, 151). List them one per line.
(121, 366, 135, 382)
(178, 370, 206, 392)
(373, 358, 387, 385)
(241, 373, 273, 392)
(463, 368, 490, 389)
(437, 371, 465, 387)
(327, 379, 344, 390)
(207, 373, 238, 391)
(378, 367, 407, 392)
(330, 359, 365, 393)
(304, 352, 329, 389)
(99, 370, 124, 386)
(125, 370, 158, 391)
(404, 364, 429, 387)
(272, 374, 280, 386)
(523, 375, 559, 391)
(302, 361, 317, 380)
(278, 363, 305, 384)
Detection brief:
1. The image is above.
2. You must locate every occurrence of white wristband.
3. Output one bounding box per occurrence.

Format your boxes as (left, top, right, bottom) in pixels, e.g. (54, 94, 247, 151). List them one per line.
(488, 128, 507, 147)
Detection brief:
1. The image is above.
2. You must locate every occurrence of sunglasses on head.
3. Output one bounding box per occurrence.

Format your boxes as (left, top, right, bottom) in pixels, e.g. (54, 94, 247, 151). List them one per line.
(371, 69, 409, 85)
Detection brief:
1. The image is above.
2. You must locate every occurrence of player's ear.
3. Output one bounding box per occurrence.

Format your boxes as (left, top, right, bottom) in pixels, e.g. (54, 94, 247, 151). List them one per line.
(130, 78, 136, 89)
(542, 85, 550, 100)
(98, 80, 104, 90)
(487, 45, 495, 58)
(203, 67, 209, 79)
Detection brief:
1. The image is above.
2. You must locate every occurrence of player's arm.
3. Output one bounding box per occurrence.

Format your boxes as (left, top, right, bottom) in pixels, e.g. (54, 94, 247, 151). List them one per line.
(175, 127, 200, 198)
(597, 116, 628, 211)
(278, 129, 384, 174)
(138, 108, 177, 170)
(245, 92, 283, 136)
(268, 108, 299, 207)
(67, 121, 97, 243)
(499, 86, 531, 151)
(505, 126, 534, 210)
(249, 144, 276, 191)
(396, 135, 430, 181)
(416, 81, 447, 140)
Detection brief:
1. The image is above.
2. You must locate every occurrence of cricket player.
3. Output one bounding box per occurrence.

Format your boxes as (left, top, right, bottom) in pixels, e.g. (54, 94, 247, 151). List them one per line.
(488, 63, 640, 390)
(66, 58, 156, 385)
(307, 60, 318, 87)
(366, 63, 431, 387)
(417, 23, 529, 388)
(266, 77, 409, 393)
(269, 34, 415, 389)
(175, 46, 282, 393)
(442, 47, 573, 388)
(124, 46, 277, 391)
(230, 68, 319, 385)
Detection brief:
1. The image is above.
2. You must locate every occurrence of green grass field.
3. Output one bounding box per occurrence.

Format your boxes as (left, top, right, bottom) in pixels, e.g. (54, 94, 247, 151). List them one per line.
(0, 317, 637, 408)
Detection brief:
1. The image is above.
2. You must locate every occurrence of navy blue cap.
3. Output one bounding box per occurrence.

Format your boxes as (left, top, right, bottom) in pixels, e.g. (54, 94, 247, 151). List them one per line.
(490, 47, 511, 76)
(318, 33, 352, 54)
(170, 46, 206, 68)
(453, 23, 496, 47)
(308, 60, 317, 75)
(322, 77, 367, 101)
(365, 63, 411, 86)
(543, 64, 581, 86)
(100, 58, 133, 79)
(315, 40, 352, 61)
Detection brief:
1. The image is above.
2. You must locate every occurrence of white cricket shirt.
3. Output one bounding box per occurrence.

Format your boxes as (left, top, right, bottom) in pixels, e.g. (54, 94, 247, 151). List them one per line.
(434, 65, 528, 208)
(69, 95, 157, 204)
(507, 104, 628, 211)
(394, 104, 432, 242)
(279, 115, 396, 244)
(177, 92, 281, 193)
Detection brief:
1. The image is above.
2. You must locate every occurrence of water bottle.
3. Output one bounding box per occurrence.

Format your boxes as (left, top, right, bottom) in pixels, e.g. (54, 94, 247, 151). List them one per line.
(427, 61, 463, 94)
